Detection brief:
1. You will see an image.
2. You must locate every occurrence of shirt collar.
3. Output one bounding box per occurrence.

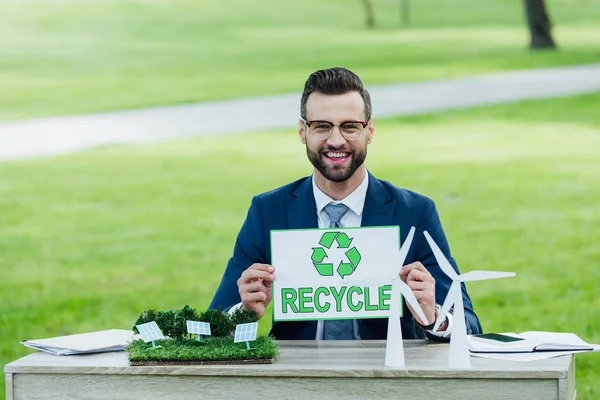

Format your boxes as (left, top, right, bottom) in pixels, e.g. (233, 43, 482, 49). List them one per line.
(312, 170, 369, 217)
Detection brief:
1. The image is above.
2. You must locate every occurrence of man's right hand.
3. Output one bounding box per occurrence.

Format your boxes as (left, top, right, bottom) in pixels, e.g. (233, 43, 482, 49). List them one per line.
(237, 263, 276, 319)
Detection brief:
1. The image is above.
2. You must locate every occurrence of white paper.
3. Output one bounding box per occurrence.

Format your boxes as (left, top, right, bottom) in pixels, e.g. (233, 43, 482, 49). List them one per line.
(21, 329, 134, 356)
(271, 227, 402, 321)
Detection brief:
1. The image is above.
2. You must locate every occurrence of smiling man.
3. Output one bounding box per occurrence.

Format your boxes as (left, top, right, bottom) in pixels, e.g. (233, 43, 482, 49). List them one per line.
(209, 67, 482, 341)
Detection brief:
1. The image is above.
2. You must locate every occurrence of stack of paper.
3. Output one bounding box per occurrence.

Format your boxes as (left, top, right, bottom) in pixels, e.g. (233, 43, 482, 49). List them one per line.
(21, 329, 134, 356)
(468, 331, 599, 354)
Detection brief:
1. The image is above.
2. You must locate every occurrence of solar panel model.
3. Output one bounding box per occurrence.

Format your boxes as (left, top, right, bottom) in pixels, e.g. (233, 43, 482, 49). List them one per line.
(186, 320, 211, 341)
(136, 321, 165, 348)
(234, 322, 259, 350)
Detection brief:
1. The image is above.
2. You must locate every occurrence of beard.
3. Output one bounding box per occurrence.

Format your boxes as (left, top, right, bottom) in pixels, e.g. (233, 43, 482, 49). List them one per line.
(306, 143, 367, 183)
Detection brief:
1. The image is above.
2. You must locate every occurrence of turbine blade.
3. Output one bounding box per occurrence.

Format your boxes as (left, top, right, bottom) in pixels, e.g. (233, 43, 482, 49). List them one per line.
(344, 227, 416, 285)
(433, 282, 458, 332)
(423, 231, 458, 280)
(398, 226, 416, 272)
(459, 271, 516, 282)
(398, 279, 429, 326)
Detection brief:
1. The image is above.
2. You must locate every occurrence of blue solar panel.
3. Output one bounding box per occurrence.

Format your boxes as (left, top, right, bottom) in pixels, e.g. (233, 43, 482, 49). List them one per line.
(136, 321, 165, 342)
(234, 322, 258, 343)
(186, 320, 211, 336)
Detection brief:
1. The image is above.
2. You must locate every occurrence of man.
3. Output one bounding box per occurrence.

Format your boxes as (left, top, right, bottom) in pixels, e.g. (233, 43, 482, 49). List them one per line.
(210, 67, 482, 340)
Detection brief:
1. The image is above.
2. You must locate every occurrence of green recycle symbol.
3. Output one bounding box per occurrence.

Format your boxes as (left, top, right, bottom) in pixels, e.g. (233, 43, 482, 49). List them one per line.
(311, 231, 362, 279)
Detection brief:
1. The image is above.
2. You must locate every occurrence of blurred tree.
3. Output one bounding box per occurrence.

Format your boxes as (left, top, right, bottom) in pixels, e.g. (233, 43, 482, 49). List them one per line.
(401, 0, 410, 27)
(360, 1, 411, 28)
(361, 0, 375, 28)
(523, 0, 556, 49)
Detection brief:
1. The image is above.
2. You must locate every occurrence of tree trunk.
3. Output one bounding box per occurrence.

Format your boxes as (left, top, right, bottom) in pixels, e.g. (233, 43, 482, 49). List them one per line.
(400, 0, 410, 27)
(523, 0, 557, 50)
(361, 0, 375, 28)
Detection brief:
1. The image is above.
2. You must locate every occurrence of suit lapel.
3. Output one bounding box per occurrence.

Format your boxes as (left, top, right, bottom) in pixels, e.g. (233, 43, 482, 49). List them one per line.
(279, 176, 319, 338)
(287, 177, 319, 229)
(361, 172, 396, 228)
(358, 173, 396, 338)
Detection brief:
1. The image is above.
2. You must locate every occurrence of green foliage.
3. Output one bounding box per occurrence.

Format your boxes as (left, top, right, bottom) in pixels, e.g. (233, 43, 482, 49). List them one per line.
(133, 305, 203, 341)
(174, 305, 201, 341)
(200, 308, 235, 338)
(154, 310, 176, 340)
(132, 309, 159, 334)
(132, 306, 257, 341)
(127, 336, 278, 362)
(231, 308, 259, 326)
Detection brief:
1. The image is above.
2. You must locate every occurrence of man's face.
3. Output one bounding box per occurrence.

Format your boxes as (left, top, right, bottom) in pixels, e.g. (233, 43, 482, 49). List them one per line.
(299, 91, 374, 183)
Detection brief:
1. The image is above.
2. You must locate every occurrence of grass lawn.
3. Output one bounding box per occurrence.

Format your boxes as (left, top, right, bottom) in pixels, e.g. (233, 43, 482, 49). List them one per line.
(1, 0, 600, 120)
(1, 91, 600, 397)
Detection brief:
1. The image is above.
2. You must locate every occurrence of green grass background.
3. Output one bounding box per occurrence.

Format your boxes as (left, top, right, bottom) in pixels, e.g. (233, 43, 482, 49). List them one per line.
(2, 0, 600, 398)
(1, 93, 599, 397)
(1, 0, 600, 120)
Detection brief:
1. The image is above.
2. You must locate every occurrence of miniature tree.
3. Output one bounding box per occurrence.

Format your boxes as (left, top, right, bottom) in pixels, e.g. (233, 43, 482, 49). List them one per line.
(133, 306, 243, 340)
(174, 305, 201, 341)
(231, 308, 259, 326)
(200, 308, 235, 337)
(133, 309, 159, 334)
(154, 310, 177, 340)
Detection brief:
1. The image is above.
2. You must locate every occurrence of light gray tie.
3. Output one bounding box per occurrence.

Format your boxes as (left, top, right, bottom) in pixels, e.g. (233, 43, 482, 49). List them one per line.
(322, 203, 354, 340)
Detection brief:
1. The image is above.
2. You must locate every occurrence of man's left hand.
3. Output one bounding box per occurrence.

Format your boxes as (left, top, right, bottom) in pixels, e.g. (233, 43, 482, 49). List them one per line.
(400, 262, 437, 327)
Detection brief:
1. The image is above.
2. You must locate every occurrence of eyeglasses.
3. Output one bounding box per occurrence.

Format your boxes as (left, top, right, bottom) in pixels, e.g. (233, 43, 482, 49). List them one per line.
(302, 119, 368, 141)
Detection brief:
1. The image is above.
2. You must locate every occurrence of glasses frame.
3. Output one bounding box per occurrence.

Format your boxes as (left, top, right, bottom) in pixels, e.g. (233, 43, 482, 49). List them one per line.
(301, 118, 369, 141)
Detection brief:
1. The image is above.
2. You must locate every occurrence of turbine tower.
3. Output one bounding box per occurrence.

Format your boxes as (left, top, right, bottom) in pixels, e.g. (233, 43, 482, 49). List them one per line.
(385, 226, 429, 367)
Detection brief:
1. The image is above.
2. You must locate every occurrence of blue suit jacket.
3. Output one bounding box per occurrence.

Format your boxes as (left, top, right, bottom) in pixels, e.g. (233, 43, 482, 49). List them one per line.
(210, 173, 482, 340)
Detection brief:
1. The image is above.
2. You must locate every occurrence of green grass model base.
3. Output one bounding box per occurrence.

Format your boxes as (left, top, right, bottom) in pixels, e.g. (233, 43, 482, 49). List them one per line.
(128, 336, 278, 366)
(128, 306, 278, 366)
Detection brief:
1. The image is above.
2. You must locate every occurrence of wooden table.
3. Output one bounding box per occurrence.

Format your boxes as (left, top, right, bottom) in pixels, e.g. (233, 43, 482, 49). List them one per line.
(5, 340, 575, 400)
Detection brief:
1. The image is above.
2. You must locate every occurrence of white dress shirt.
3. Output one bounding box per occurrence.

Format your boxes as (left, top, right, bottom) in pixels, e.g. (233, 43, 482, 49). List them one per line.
(312, 171, 368, 340)
(311, 171, 451, 339)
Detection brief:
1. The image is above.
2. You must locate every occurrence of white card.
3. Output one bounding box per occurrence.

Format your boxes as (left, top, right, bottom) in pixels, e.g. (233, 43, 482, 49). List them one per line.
(271, 226, 403, 321)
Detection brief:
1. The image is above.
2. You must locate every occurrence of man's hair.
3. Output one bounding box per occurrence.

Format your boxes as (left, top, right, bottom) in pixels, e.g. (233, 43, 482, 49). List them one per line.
(300, 67, 372, 121)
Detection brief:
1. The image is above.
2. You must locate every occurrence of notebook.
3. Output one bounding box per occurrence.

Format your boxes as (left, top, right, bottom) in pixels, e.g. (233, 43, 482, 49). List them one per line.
(468, 331, 597, 353)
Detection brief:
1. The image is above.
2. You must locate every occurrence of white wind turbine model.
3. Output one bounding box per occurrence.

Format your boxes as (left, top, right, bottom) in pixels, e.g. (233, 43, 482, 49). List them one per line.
(343, 226, 428, 367)
(384, 226, 430, 368)
(423, 231, 516, 369)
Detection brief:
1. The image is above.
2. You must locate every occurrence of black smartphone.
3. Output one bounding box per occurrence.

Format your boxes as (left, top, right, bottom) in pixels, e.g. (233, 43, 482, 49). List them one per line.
(472, 333, 525, 343)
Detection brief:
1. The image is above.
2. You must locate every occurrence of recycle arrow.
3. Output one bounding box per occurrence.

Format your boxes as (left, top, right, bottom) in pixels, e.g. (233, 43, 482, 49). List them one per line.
(311, 247, 334, 276)
(312, 232, 362, 278)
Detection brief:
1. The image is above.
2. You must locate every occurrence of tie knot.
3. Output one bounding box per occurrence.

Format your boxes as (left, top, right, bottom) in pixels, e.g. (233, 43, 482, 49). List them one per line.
(323, 203, 350, 227)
